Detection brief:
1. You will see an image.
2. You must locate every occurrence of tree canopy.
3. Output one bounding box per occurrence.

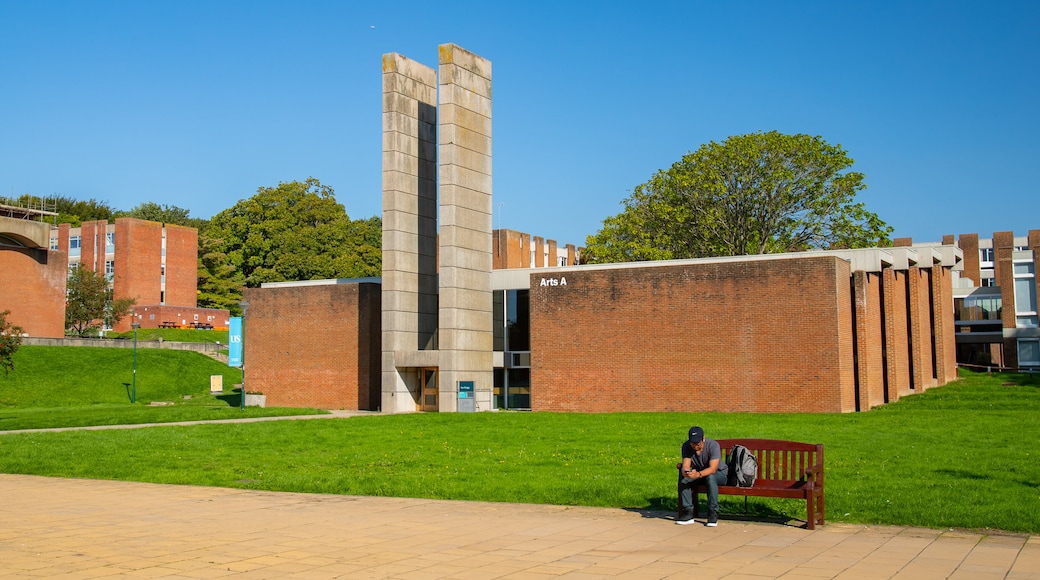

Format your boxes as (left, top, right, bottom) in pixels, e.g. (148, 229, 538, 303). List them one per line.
(115, 202, 209, 230)
(65, 267, 135, 336)
(207, 178, 381, 287)
(583, 131, 892, 263)
(0, 310, 24, 375)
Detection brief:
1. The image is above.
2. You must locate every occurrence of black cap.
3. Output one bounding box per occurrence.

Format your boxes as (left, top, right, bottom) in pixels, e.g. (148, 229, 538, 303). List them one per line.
(688, 426, 704, 444)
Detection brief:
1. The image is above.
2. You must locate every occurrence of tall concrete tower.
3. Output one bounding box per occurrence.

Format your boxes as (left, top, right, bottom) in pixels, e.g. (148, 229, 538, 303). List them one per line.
(381, 44, 493, 413)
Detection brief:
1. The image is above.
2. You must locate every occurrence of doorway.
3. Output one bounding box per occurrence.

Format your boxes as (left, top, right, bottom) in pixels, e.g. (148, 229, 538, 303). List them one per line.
(419, 368, 438, 412)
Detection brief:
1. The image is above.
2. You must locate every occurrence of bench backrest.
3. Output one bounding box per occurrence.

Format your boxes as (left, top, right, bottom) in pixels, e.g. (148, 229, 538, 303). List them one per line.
(715, 438, 824, 486)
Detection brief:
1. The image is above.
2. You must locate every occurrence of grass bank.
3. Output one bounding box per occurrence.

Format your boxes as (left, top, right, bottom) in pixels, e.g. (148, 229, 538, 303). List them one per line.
(0, 346, 324, 429)
(1, 369, 1037, 533)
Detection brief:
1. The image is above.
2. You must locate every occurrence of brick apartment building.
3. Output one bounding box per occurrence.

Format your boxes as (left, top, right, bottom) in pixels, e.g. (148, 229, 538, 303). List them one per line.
(896, 231, 1040, 369)
(52, 218, 228, 333)
(0, 204, 67, 338)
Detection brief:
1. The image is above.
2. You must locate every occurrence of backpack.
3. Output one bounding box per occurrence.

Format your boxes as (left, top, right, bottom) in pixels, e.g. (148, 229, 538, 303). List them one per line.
(727, 444, 758, 488)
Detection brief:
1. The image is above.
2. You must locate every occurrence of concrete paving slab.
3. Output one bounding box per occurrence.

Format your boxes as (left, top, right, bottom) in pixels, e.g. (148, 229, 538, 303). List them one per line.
(0, 474, 1037, 579)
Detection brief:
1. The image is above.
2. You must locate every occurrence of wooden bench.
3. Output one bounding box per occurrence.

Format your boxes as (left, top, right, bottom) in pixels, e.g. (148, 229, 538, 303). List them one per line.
(680, 438, 825, 529)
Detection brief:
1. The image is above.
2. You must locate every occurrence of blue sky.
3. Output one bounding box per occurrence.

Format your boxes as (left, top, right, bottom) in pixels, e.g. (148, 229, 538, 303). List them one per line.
(2, 1, 1038, 246)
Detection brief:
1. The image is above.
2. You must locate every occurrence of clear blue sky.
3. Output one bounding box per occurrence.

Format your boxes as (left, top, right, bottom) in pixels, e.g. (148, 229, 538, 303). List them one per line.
(3, 1, 1038, 246)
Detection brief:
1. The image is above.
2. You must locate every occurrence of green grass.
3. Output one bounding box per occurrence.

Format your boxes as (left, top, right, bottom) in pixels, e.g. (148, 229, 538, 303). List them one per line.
(0, 346, 324, 429)
(106, 328, 229, 344)
(0, 366, 1037, 533)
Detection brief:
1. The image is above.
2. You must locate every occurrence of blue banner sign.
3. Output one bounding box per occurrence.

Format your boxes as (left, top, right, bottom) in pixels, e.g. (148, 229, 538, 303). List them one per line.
(228, 317, 242, 368)
(458, 380, 474, 399)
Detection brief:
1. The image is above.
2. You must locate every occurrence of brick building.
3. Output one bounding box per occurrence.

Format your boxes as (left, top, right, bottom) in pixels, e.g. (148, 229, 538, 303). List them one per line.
(52, 217, 227, 332)
(0, 204, 67, 338)
(239, 43, 964, 414)
(897, 231, 1040, 369)
(242, 280, 381, 410)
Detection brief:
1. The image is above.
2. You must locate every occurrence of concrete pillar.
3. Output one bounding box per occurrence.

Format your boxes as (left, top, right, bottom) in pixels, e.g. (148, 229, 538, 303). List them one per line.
(437, 44, 494, 412)
(381, 53, 438, 413)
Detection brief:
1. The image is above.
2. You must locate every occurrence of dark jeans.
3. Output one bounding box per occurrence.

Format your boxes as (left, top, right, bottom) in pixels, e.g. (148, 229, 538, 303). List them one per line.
(678, 471, 727, 514)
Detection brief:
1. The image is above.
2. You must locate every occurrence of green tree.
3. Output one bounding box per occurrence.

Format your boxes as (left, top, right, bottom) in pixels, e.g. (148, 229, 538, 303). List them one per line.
(65, 268, 135, 336)
(583, 131, 893, 263)
(0, 310, 24, 375)
(207, 178, 381, 287)
(196, 232, 245, 314)
(114, 202, 210, 230)
(23, 195, 116, 226)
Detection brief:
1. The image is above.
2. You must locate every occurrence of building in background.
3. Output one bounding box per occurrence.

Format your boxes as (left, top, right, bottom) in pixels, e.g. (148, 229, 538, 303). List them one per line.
(0, 202, 67, 338)
(51, 217, 228, 333)
(899, 231, 1040, 369)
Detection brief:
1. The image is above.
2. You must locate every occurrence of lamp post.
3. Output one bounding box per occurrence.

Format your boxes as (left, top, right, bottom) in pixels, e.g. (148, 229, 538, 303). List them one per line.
(238, 300, 250, 411)
(131, 322, 140, 404)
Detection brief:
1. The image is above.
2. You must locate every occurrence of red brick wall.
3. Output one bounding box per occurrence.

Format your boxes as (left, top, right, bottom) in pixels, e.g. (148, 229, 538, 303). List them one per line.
(853, 271, 885, 410)
(993, 231, 1018, 368)
(529, 256, 857, 413)
(931, 265, 957, 385)
(882, 269, 911, 401)
(244, 283, 380, 410)
(113, 219, 163, 333)
(163, 224, 198, 308)
(533, 237, 545, 267)
(0, 246, 67, 337)
(958, 233, 980, 286)
(907, 267, 935, 390)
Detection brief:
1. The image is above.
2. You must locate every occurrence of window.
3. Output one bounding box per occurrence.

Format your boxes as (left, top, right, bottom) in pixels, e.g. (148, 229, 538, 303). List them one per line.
(980, 248, 994, 262)
(1014, 278, 1037, 313)
(50, 237, 58, 250)
(1019, 340, 1040, 366)
(506, 289, 530, 352)
(105, 260, 114, 282)
(105, 232, 115, 254)
(957, 295, 1002, 321)
(69, 235, 81, 257)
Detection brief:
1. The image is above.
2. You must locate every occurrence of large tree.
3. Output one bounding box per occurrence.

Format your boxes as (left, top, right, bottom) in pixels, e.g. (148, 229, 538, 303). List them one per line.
(207, 178, 381, 287)
(583, 131, 892, 263)
(0, 310, 24, 375)
(65, 268, 135, 336)
(196, 232, 245, 314)
(114, 202, 210, 230)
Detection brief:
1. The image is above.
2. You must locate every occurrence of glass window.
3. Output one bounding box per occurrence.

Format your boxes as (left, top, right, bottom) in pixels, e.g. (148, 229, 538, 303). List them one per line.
(1016, 315, 1038, 328)
(1014, 262, 1035, 275)
(506, 289, 530, 351)
(69, 235, 81, 257)
(105, 232, 115, 254)
(493, 291, 504, 351)
(980, 248, 994, 262)
(1014, 278, 1037, 313)
(507, 368, 531, 409)
(1019, 340, 1040, 366)
(105, 260, 114, 282)
(958, 295, 1002, 321)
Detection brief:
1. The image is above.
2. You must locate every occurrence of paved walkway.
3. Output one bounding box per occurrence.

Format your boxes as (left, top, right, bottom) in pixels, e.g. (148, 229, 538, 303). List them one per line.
(1, 474, 1037, 579)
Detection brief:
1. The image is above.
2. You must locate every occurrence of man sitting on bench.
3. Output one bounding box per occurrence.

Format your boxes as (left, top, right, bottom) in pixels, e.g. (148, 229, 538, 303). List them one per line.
(677, 426, 728, 527)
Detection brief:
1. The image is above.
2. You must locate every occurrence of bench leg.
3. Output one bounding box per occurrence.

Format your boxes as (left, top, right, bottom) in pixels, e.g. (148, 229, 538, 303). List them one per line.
(806, 493, 816, 530)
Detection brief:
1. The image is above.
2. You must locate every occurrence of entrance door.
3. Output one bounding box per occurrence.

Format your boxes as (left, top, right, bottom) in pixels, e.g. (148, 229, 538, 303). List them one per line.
(419, 368, 438, 412)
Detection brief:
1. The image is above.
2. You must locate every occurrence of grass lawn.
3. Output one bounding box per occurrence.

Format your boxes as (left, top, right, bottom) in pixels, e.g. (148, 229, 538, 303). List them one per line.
(1, 366, 1037, 533)
(0, 346, 325, 429)
(106, 328, 229, 344)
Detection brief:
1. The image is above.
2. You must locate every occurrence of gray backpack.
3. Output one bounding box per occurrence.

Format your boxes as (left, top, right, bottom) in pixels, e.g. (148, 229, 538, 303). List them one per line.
(727, 444, 758, 487)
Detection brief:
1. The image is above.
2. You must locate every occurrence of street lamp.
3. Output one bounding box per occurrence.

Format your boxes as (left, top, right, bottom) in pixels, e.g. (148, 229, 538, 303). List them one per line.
(238, 300, 250, 411)
(131, 322, 140, 404)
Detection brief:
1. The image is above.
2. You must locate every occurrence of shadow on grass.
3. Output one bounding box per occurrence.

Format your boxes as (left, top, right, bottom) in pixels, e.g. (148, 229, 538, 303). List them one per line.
(935, 468, 990, 480)
(215, 391, 243, 408)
